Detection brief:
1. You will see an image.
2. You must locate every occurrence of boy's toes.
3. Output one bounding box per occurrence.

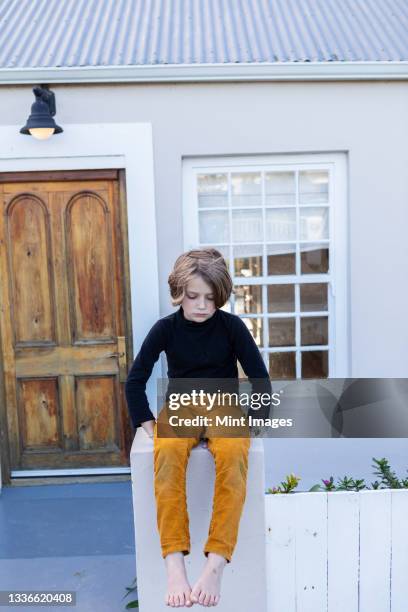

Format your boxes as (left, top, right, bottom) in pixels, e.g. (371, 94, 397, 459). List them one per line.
(190, 590, 199, 603)
(172, 595, 177, 607)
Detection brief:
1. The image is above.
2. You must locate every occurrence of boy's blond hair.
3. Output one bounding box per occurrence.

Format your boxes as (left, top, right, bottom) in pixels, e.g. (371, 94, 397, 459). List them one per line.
(168, 248, 234, 308)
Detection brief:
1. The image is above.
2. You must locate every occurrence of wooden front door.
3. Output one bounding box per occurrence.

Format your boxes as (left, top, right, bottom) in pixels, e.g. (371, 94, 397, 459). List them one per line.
(0, 170, 133, 476)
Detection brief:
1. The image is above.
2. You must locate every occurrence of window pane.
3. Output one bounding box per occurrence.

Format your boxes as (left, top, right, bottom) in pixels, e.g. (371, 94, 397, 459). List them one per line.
(233, 245, 263, 277)
(232, 209, 263, 242)
(301, 244, 329, 274)
(269, 352, 296, 379)
(267, 244, 296, 275)
(299, 171, 329, 204)
(241, 317, 263, 347)
(197, 173, 228, 208)
(231, 172, 261, 207)
(301, 316, 328, 345)
(300, 283, 328, 312)
(267, 284, 295, 313)
(199, 210, 229, 243)
(265, 171, 295, 206)
(268, 318, 295, 347)
(266, 208, 296, 241)
(213, 245, 230, 270)
(235, 285, 263, 315)
(300, 207, 329, 241)
(302, 350, 328, 378)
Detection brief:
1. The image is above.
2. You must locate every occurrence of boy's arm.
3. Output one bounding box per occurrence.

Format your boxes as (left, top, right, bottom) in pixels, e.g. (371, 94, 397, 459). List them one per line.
(231, 316, 273, 423)
(125, 320, 166, 430)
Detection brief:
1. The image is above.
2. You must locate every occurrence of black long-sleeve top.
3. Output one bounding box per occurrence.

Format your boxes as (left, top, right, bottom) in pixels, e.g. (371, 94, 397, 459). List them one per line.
(125, 305, 272, 429)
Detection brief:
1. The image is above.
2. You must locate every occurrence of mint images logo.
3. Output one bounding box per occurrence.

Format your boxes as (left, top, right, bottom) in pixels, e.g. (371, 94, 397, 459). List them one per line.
(166, 412, 293, 429)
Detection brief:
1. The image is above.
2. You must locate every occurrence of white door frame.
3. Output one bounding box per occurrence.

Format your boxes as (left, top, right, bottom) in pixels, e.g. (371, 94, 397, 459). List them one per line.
(0, 123, 159, 479)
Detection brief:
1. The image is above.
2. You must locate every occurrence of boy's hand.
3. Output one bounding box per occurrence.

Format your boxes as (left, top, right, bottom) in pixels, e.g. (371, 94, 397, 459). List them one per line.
(141, 419, 156, 438)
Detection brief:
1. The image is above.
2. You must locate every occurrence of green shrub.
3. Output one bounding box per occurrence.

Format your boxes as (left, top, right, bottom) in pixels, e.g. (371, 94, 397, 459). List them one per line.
(265, 457, 408, 494)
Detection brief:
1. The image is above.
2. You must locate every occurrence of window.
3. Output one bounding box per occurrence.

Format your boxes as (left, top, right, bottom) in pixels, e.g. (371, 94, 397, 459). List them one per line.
(183, 154, 348, 379)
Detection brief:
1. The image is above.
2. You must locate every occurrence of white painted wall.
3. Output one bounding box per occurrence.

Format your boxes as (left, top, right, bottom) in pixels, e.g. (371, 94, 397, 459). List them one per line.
(0, 81, 407, 488)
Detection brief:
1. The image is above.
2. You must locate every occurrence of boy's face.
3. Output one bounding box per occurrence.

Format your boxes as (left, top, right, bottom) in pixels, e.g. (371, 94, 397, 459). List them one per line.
(181, 275, 217, 322)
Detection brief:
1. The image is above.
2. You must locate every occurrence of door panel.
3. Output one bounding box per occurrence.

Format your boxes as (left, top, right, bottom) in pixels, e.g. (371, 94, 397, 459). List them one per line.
(0, 173, 132, 471)
(67, 192, 115, 340)
(9, 193, 56, 345)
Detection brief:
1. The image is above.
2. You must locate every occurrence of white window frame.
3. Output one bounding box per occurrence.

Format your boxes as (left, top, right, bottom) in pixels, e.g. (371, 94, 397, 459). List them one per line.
(182, 153, 349, 378)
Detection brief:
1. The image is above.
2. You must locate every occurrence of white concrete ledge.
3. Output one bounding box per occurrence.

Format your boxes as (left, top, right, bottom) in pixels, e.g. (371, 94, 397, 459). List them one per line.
(130, 428, 268, 612)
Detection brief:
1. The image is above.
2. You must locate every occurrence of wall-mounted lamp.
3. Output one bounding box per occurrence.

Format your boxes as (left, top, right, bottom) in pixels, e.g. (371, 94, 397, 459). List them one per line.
(20, 86, 63, 140)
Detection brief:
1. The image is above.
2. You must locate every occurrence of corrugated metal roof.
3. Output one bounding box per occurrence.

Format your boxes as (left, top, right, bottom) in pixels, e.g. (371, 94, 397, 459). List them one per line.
(0, 0, 407, 69)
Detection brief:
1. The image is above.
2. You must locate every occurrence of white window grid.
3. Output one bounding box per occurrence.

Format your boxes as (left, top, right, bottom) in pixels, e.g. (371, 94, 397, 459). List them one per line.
(183, 154, 349, 379)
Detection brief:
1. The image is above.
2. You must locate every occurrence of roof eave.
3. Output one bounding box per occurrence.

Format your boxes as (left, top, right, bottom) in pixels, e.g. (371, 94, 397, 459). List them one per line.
(1, 61, 408, 85)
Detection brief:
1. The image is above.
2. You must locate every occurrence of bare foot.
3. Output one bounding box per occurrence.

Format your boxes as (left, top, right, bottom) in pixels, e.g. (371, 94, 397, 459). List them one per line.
(190, 552, 227, 606)
(164, 551, 193, 607)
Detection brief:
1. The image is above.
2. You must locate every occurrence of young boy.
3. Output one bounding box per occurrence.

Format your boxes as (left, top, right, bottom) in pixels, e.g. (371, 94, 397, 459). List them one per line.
(125, 248, 271, 608)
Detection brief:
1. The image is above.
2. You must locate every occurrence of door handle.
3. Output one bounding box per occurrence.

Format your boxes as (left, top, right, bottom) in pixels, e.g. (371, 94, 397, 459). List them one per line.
(108, 337, 127, 382)
(117, 336, 127, 382)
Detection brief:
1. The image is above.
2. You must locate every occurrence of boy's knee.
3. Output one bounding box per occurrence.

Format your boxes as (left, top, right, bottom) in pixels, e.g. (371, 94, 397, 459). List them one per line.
(154, 461, 184, 484)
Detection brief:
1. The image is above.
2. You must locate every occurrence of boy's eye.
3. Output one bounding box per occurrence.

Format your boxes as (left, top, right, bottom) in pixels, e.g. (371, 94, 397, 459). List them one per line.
(187, 294, 214, 300)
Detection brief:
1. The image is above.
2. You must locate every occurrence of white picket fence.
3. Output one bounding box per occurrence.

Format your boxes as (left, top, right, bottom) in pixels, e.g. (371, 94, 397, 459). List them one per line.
(265, 489, 408, 612)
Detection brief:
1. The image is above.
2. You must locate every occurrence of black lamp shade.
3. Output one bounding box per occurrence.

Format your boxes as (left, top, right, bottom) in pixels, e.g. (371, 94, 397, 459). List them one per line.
(20, 87, 63, 135)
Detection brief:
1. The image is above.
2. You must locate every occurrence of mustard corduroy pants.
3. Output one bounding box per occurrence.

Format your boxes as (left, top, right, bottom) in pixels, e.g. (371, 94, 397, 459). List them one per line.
(153, 411, 250, 563)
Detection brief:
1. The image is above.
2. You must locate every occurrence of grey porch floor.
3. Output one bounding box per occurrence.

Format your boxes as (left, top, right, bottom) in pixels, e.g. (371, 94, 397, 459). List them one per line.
(0, 480, 137, 611)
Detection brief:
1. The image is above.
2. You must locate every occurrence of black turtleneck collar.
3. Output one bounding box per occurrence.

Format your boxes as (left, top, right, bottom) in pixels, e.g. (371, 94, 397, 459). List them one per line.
(177, 305, 219, 328)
